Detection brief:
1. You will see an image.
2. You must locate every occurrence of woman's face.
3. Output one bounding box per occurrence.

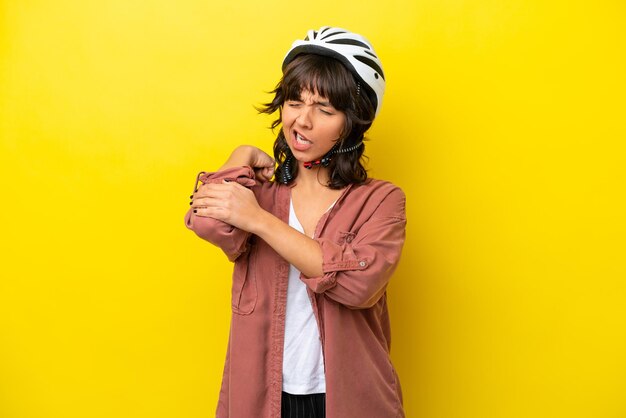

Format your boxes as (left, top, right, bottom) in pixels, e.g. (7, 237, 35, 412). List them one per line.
(282, 89, 346, 164)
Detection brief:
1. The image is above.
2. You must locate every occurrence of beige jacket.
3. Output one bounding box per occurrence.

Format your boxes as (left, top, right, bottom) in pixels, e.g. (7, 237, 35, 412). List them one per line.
(185, 166, 406, 418)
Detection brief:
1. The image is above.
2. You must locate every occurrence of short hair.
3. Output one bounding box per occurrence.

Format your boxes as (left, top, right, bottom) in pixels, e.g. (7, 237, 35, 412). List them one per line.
(259, 53, 376, 189)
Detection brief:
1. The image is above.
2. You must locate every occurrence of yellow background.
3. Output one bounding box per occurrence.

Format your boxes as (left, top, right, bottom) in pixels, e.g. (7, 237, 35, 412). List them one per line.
(1, 1, 625, 417)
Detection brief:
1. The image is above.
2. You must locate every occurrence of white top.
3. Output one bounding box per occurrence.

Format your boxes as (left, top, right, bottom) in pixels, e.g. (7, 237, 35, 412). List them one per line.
(282, 199, 326, 394)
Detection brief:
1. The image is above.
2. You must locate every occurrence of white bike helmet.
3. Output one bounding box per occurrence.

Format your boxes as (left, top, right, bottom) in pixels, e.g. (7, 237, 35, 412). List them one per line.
(282, 26, 386, 117)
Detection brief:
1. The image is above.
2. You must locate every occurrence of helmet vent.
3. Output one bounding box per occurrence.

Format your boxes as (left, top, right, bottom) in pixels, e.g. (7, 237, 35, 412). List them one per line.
(326, 39, 371, 49)
(321, 30, 347, 38)
(354, 55, 385, 81)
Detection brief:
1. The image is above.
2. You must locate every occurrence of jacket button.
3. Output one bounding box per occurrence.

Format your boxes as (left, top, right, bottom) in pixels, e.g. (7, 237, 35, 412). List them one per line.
(346, 236, 353, 243)
(359, 261, 367, 267)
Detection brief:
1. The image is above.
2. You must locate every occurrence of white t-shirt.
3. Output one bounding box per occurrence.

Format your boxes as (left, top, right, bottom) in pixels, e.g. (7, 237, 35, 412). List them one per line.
(282, 199, 326, 394)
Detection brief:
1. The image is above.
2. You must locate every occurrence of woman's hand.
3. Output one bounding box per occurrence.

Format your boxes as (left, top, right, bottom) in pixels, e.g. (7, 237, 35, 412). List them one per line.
(191, 180, 264, 234)
(220, 145, 275, 182)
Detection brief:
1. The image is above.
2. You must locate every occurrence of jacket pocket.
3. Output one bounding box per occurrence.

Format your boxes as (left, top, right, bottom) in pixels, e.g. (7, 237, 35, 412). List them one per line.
(336, 230, 357, 245)
(231, 243, 258, 315)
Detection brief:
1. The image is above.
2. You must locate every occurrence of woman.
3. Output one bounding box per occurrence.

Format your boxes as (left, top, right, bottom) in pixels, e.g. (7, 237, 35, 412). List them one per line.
(186, 26, 406, 418)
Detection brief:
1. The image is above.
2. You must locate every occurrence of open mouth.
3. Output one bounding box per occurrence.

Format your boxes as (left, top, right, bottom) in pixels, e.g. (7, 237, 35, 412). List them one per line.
(295, 131, 312, 145)
(291, 129, 314, 152)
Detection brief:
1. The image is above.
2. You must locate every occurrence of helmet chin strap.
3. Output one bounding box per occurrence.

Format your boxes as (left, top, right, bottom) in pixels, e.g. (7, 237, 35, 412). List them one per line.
(303, 141, 363, 169)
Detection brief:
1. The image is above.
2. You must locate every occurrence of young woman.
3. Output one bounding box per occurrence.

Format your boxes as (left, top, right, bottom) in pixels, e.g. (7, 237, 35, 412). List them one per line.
(186, 26, 406, 418)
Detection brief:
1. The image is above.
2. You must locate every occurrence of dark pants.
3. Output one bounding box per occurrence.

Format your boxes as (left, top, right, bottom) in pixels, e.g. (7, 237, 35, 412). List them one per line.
(281, 391, 326, 418)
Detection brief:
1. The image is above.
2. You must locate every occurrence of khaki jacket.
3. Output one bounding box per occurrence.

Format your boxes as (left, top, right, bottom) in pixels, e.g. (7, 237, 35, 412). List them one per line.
(185, 166, 406, 418)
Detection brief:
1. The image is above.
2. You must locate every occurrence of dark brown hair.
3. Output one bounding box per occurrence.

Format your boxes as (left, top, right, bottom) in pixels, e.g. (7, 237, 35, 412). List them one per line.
(258, 53, 376, 189)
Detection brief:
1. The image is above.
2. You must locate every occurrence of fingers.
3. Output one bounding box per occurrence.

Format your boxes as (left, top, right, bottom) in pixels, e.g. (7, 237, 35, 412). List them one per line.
(250, 148, 275, 169)
(193, 181, 240, 198)
(189, 178, 260, 232)
(191, 183, 228, 208)
(190, 195, 222, 210)
(262, 166, 275, 178)
(254, 166, 275, 182)
(191, 181, 250, 209)
(191, 205, 226, 219)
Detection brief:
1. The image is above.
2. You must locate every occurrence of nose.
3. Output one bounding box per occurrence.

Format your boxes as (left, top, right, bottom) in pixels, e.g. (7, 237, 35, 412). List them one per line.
(295, 105, 313, 129)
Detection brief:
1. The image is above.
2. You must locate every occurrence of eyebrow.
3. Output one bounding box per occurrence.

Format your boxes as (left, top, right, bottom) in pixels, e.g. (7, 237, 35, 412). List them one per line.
(288, 97, 334, 108)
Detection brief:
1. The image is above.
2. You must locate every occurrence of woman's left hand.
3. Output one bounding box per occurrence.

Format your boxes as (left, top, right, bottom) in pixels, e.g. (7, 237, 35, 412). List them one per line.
(191, 180, 263, 233)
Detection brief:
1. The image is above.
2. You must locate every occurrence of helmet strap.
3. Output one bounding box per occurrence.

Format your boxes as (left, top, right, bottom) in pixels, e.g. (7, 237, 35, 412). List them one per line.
(303, 141, 363, 169)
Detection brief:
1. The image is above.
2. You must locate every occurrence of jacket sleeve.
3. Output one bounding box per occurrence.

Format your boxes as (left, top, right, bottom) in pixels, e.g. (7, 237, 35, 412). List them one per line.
(301, 187, 407, 309)
(184, 166, 256, 262)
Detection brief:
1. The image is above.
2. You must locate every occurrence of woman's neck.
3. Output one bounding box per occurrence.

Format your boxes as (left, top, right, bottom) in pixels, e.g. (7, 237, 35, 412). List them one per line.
(294, 162, 331, 190)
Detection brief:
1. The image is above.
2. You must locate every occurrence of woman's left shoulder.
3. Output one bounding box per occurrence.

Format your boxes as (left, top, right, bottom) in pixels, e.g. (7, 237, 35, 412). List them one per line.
(352, 178, 405, 199)
(346, 178, 406, 219)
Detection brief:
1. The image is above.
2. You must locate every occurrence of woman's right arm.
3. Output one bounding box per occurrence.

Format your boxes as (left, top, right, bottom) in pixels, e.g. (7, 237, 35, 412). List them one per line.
(184, 146, 274, 261)
(218, 145, 275, 181)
